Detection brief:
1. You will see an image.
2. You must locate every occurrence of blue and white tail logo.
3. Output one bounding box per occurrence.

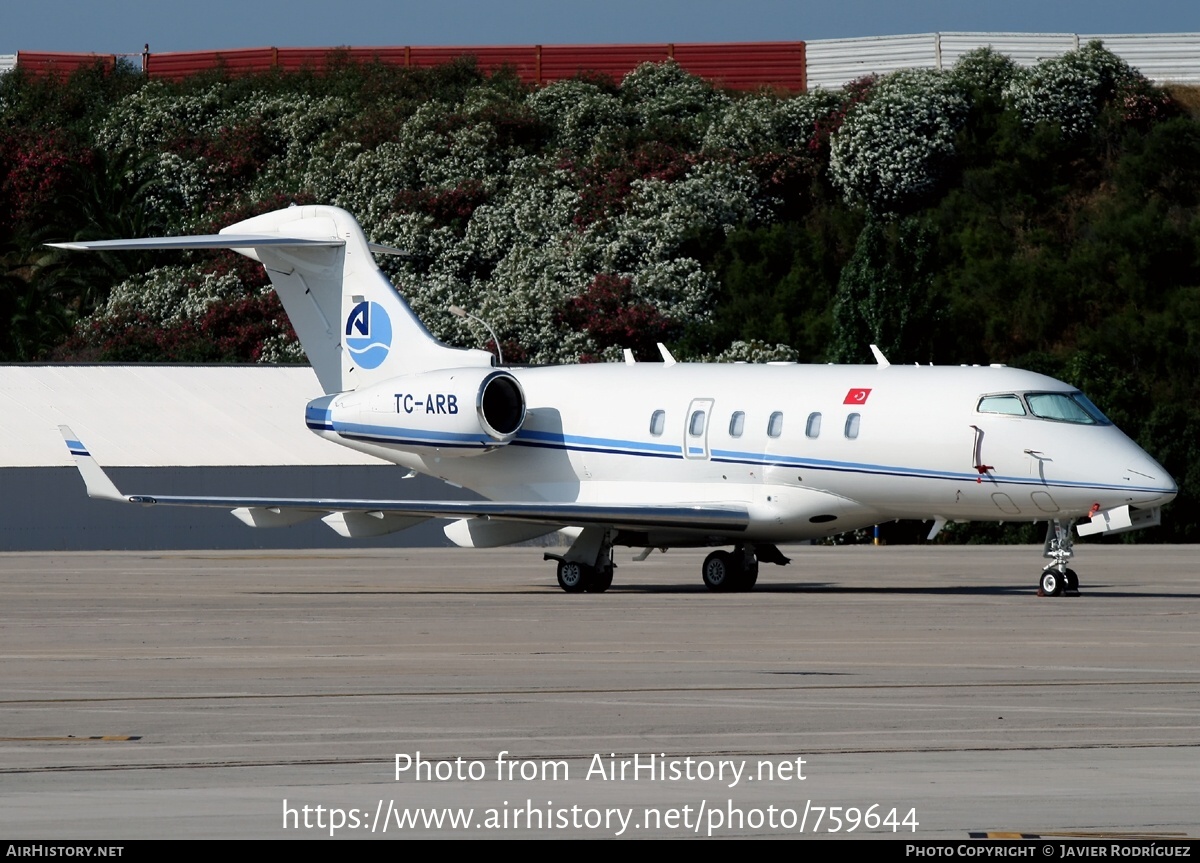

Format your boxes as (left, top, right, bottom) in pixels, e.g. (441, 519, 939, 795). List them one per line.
(344, 300, 392, 370)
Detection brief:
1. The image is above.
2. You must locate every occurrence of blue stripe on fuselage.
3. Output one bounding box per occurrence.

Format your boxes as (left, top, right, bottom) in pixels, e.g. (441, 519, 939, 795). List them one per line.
(302, 418, 1170, 496)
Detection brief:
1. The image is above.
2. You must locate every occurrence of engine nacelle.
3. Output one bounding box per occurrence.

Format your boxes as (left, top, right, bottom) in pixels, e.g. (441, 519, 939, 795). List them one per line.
(306, 368, 526, 456)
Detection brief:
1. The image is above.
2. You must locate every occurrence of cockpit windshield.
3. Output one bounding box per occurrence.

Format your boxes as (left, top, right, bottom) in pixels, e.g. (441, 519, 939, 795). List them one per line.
(977, 394, 1026, 415)
(1026, 392, 1111, 425)
(976, 392, 1112, 425)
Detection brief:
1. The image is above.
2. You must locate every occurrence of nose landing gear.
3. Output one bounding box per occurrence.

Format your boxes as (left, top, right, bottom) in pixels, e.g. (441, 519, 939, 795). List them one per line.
(1038, 520, 1081, 597)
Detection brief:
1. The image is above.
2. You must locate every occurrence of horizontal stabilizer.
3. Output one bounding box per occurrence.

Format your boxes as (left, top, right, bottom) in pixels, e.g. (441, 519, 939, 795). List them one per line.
(47, 234, 344, 252)
(47, 205, 479, 395)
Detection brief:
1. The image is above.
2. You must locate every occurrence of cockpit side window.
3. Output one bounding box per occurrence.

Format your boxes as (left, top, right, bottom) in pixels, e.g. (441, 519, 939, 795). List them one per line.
(977, 394, 1026, 416)
(1026, 392, 1111, 425)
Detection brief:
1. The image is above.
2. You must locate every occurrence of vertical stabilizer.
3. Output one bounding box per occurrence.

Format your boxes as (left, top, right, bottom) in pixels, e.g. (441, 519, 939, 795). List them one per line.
(222, 206, 493, 393)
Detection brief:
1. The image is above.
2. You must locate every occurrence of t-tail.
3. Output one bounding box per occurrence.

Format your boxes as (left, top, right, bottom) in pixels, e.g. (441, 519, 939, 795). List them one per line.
(49, 205, 494, 394)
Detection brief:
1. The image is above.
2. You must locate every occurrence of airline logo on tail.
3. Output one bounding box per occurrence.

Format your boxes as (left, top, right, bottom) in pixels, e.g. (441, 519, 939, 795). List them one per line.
(344, 301, 392, 369)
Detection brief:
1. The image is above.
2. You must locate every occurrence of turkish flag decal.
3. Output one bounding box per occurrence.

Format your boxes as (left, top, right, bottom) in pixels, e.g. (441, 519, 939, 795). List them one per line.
(843, 388, 872, 405)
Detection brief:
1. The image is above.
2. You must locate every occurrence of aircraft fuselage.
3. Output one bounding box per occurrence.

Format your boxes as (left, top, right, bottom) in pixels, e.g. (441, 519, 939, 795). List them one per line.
(308, 362, 1175, 545)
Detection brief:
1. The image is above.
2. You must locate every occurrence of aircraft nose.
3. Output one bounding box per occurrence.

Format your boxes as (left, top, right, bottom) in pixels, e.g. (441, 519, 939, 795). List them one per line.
(1124, 444, 1177, 506)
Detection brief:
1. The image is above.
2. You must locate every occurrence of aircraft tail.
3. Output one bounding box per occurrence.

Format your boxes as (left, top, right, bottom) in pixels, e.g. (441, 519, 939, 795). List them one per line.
(50, 205, 492, 394)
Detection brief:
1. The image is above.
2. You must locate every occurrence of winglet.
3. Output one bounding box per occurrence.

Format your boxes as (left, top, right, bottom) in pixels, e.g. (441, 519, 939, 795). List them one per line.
(58, 426, 126, 502)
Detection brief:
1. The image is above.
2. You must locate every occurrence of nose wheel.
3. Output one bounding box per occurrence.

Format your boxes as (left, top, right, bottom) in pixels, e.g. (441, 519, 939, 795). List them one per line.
(1038, 520, 1081, 597)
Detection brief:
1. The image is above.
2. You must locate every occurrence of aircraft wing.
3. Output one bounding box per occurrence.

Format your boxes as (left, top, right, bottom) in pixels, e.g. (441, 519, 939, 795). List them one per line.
(59, 427, 749, 535)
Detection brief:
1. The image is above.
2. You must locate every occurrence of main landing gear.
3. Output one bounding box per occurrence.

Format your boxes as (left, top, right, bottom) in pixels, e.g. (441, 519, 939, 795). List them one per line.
(552, 557, 614, 593)
(546, 529, 790, 594)
(701, 543, 788, 592)
(702, 547, 757, 592)
(545, 526, 615, 594)
(1038, 520, 1081, 597)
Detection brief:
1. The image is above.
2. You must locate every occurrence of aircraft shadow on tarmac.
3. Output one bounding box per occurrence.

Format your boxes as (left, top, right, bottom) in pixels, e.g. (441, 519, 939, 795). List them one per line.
(257, 584, 1200, 598)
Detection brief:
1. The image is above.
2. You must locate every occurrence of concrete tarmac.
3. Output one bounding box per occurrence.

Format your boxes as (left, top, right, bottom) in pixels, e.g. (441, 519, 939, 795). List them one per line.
(1, 545, 1197, 840)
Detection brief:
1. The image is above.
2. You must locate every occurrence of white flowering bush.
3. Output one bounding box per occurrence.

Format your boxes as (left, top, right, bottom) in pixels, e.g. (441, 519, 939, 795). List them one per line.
(949, 47, 1019, 101)
(829, 69, 969, 215)
(702, 89, 840, 154)
(257, 330, 308, 363)
(99, 265, 244, 325)
(711, 340, 800, 363)
(621, 60, 727, 142)
(67, 58, 1042, 364)
(94, 82, 355, 228)
(702, 95, 788, 153)
(1003, 41, 1138, 139)
(527, 79, 629, 154)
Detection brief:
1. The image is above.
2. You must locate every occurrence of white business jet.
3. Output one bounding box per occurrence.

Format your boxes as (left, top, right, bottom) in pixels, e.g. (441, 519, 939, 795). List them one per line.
(52, 206, 1177, 595)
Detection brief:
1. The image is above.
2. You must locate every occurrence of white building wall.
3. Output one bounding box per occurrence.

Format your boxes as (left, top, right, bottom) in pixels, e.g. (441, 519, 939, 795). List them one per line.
(806, 31, 1200, 89)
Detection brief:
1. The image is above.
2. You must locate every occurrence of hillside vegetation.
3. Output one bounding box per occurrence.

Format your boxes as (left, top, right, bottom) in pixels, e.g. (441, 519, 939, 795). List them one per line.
(2, 45, 1198, 539)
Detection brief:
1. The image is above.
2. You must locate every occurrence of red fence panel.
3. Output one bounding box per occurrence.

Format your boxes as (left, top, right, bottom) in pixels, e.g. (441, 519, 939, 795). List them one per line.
(406, 45, 541, 81)
(23, 42, 807, 90)
(673, 42, 806, 91)
(146, 48, 278, 79)
(16, 51, 116, 76)
(539, 44, 673, 85)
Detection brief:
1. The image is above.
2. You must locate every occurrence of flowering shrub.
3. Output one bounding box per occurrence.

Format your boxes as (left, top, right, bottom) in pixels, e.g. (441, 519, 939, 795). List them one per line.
(527, 79, 629, 154)
(0, 130, 89, 231)
(29, 50, 1184, 374)
(829, 69, 969, 215)
(621, 60, 727, 144)
(710, 339, 799, 363)
(1003, 41, 1140, 139)
(58, 262, 297, 362)
(93, 83, 354, 226)
(810, 76, 875, 155)
(556, 273, 676, 359)
(98, 265, 244, 326)
(949, 47, 1019, 102)
(58, 290, 293, 362)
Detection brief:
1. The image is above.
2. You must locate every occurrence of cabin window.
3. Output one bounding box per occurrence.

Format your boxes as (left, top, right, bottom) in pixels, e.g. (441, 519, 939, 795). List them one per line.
(689, 409, 707, 436)
(649, 410, 665, 436)
(977, 394, 1026, 416)
(729, 411, 745, 437)
(805, 412, 822, 439)
(1026, 392, 1111, 425)
(767, 411, 784, 438)
(845, 412, 861, 439)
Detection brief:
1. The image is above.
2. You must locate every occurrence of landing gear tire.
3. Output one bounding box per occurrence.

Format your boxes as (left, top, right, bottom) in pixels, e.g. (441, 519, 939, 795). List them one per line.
(736, 561, 759, 591)
(1063, 568, 1079, 595)
(557, 560, 591, 593)
(586, 566, 613, 593)
(1039, 569, 1063, 597)
(702, 550, 735, 592)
